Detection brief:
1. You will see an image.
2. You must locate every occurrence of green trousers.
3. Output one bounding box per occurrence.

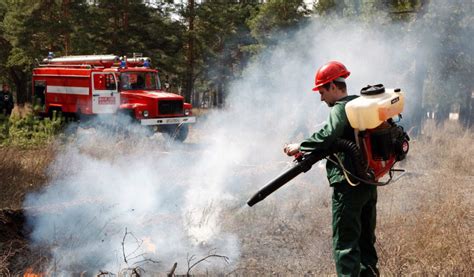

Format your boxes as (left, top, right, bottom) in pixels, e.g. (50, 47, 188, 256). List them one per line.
(332, 181, 379, 277)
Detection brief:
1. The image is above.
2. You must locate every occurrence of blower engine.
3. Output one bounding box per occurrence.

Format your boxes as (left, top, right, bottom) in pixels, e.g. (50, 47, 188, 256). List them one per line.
(247, 84, 409, 207)
(345, 84, 410, 182)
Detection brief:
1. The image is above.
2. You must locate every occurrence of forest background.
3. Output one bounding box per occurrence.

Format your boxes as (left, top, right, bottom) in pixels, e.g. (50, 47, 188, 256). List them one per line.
(0, 0, 472, 131)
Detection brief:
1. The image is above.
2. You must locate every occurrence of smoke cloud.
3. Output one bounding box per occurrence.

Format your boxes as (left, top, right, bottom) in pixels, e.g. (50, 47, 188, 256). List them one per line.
(24, 1, 471, 274)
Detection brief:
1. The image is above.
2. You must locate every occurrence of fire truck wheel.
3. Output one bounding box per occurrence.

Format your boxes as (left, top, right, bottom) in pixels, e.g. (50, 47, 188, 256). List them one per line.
(161, 124, 189, 142)
(48, 108, 63, 120)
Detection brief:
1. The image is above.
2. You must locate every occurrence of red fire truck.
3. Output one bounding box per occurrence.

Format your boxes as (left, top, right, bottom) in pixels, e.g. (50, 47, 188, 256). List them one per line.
(32, 54, 195, 141)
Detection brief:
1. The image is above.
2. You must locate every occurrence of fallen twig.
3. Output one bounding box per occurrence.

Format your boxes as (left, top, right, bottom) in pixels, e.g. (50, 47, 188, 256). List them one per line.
(186, 249, 229, 276)
(121, 227, 128, 264)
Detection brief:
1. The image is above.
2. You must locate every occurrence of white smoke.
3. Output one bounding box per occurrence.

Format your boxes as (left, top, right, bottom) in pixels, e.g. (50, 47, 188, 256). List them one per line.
(24, 1, 469, 274)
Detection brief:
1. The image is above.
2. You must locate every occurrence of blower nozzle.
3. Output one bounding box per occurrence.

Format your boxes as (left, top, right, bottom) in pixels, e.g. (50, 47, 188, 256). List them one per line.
(247, 150, 327, 207)
(247, 139, 369, 207)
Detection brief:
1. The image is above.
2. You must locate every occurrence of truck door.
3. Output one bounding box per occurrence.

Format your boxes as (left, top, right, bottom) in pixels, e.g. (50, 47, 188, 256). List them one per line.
(34, 80, 46, 109)
(92, 72, 120, 114)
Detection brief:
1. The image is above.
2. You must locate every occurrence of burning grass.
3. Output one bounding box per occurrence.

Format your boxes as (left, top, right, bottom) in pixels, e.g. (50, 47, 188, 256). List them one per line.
(0, 120, 473, 275)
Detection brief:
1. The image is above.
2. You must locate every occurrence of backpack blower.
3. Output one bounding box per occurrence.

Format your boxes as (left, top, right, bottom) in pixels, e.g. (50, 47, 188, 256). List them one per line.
(247, 84, 410, 207)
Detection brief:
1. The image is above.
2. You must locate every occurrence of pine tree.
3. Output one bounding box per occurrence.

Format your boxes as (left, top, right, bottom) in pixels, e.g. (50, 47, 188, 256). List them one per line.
(248, 0, 309, 47)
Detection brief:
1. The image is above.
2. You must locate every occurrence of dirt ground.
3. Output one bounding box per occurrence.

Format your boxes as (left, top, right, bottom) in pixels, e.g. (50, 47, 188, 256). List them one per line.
(0, 121, 473, 275)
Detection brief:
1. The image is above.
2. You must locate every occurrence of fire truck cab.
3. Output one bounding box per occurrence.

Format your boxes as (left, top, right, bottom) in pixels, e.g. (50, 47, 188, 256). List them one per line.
(33, 54, 195, 141)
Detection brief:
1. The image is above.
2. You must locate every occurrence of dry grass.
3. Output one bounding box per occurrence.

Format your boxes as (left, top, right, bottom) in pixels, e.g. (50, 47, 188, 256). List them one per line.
(0, 145, 56, 210)
(223, 120, 473, 275)
(0, 120, 472, 275)
(374, 121, 473, 275)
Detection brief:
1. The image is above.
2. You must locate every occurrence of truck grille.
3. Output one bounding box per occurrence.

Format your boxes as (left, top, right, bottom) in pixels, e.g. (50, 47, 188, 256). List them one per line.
(158, 100, 183, 115)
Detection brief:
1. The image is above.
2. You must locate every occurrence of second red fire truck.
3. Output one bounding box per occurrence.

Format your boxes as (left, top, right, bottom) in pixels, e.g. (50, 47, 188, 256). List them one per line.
(32, 54, 195, 141)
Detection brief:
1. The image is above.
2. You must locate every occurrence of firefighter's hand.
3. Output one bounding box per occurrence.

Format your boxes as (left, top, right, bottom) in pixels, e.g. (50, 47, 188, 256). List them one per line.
(284, 143, 301, 156)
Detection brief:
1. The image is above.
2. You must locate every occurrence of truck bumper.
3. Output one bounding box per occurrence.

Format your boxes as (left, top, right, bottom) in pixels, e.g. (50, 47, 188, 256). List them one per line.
(140, 116, 196, 126)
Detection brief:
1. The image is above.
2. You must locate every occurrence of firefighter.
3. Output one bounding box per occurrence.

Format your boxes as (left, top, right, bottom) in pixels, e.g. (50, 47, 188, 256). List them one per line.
(284, 61, 379, 276)
(1, 84, 14, 117)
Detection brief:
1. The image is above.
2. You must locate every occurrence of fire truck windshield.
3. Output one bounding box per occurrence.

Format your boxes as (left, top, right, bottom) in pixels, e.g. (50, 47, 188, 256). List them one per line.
(119, 72, 161, 91)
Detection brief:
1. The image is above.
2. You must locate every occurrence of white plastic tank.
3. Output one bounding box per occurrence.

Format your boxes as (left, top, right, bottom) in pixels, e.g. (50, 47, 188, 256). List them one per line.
(345, 84, 405, 130)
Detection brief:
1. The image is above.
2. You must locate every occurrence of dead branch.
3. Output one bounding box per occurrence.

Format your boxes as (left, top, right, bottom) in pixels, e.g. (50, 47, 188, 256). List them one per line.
(125, 231, 144, 259)
(119, 267, 144, 277)
(0, 240, 25, 276)
(186, 250, 230, 276)
(121, 228, 146, 264)
(121, 227, 128, 264)
(132, 267, 143, 277)
(186, 253, 195, 270)
(118, 227, 160, 275)
(133, 257, 160, 266)
(168, 262, 178, 277)
(97, 270, 115, 276)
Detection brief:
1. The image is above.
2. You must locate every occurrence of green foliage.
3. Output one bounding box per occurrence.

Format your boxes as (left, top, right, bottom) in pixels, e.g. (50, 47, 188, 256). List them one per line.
(248, 0, 309, 46)
(194, 2, 257, 82)
(313, 0, 424, 21)
(0, 0, 470, 125)
(175, 1, 260, 105)
(314, 0, 343, 16)
(0, 116, 8, 141)
(0, 113, 63, 148)
(418, 0, 473, 117)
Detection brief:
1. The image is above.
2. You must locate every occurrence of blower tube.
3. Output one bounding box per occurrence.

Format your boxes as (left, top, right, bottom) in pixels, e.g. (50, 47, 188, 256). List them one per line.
(247, 139, 367, 207)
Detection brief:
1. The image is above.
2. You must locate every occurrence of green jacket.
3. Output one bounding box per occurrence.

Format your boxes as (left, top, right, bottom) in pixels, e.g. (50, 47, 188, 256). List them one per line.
(299, 95, 358, 185)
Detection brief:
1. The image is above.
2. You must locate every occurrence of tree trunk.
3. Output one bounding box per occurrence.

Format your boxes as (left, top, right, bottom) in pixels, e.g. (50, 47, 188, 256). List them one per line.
(408, 0, 430, 134)
(10, 68, 28, 105)
(123, 0, 129, 30)
(335, 0, 345, 17)
(435, 104, 449, 126)
(459, 90, 473, 128)
(410, 58, 428, 136)
(217, 80, 224, 108)
(470, 93, 474, 128)
(62, 0, 70, 55)
(216, 40, 226, 108)
(459, 59, 474, 128)
(212, 86, 218, 108)
(354, 0, 361, 15)
(184, 0, 195, 104)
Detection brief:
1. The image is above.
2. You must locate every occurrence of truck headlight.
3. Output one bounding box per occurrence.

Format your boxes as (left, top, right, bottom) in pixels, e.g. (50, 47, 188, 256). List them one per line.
(184, 109, 190, 116)
(143, 110, 149, 117)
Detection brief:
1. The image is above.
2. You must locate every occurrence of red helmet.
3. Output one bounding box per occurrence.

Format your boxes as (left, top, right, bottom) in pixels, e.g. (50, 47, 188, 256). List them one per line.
(312, 61, 350, 91)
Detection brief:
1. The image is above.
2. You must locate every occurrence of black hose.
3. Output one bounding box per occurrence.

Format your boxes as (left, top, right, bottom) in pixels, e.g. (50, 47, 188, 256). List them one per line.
(247, 138, 366, 207)
(330, 139, 369, 182)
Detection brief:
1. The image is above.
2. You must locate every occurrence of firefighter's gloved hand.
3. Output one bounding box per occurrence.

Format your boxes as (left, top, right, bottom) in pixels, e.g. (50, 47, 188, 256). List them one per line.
(283, 143, 301, 156)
